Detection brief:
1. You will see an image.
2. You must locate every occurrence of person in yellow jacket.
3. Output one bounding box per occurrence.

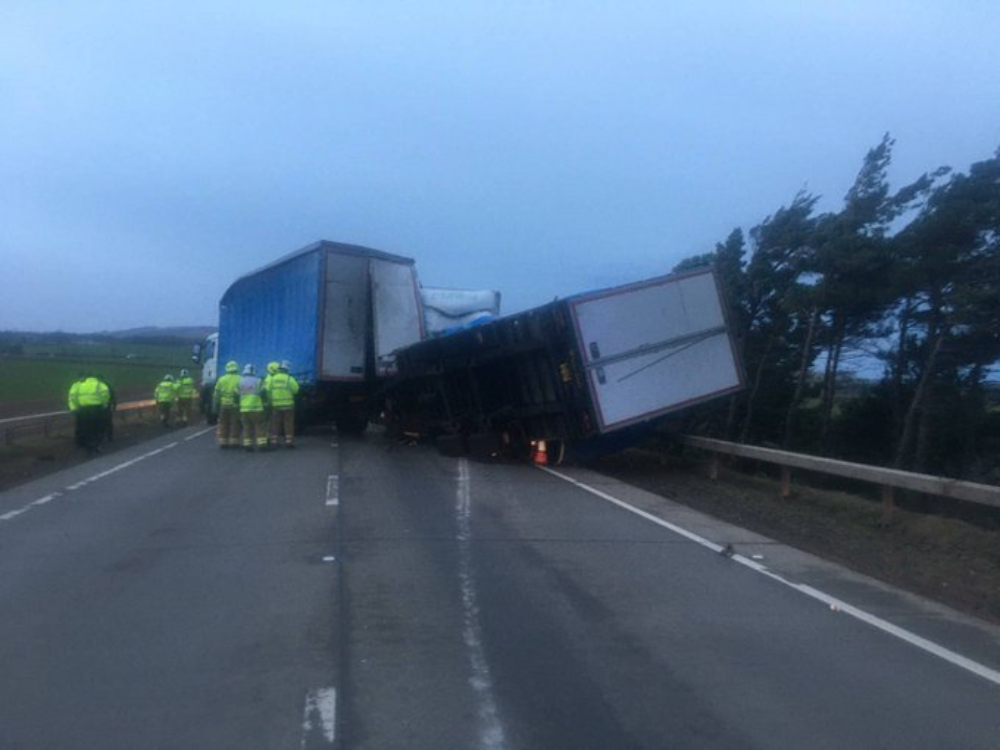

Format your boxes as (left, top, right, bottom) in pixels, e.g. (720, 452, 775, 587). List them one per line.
(68, 373, 111, 454)
(238, 363, 267, 451)
(154, 374, 178, 427)
(262, 361, 279, 433)
(175, 368, 196, 426)
(265, 359, 300, 448)
(212, 361, 242, 448)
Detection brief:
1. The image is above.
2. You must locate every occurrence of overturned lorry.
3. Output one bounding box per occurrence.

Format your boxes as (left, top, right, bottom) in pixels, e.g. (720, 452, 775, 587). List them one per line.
(383, 267, 744, 460)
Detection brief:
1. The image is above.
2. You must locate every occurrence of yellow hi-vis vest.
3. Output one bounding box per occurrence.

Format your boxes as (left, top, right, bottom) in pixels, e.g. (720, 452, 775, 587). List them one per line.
(265, 373, 299, 409)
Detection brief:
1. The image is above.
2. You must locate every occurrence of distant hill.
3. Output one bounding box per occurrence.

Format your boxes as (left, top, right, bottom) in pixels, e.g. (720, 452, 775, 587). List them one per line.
(100, 326, 217, 342)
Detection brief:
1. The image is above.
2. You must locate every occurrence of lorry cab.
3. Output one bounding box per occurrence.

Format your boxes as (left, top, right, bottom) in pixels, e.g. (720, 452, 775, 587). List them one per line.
(191, 332, 219, 420)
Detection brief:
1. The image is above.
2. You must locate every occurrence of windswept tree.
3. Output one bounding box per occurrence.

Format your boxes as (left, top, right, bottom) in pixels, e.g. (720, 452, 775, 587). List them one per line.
(805, 134, 941, 451)
(673, 141, 1000, 481)
(735, 191, 819, 444)
(889, 149, 1000, 471)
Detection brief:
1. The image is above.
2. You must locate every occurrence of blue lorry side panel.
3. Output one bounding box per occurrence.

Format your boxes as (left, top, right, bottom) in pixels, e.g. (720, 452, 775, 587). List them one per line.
(218, 249, 321, 384)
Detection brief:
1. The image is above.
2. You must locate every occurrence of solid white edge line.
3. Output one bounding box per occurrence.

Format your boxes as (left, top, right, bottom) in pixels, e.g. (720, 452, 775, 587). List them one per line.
(539, 465, 1000, 689)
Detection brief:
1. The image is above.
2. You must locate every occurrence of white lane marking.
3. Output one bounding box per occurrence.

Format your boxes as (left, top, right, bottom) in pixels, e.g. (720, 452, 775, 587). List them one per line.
(31, 492, 61, 507)
(457, 459, 508, 749)
(301, 687, 337, 747)
(1, 443, 180, 527)
(325, 475, 339, 507)
(540, 466, 1000, 689)
(66, 442, 179, 491)
(322, 556, 337, 563)
(184, 427, 215, 441)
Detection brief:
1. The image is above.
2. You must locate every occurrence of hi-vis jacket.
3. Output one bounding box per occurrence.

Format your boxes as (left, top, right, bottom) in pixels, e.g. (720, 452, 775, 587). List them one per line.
(69, 377, 110, 411)
(213, 373, 242, 410)
(238, 375, 264, 412)
(176, 376, 196, 400)
(154, 380, 177, 404)
(264, 372, 299, 409)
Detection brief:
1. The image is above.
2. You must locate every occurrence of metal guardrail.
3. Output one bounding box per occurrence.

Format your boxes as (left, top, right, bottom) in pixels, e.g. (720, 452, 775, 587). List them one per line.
(1, 401, 157, 446)
(682, 435, 1000, 523)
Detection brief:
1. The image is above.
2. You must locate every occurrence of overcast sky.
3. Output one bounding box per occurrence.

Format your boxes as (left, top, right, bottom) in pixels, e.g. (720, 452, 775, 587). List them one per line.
(3, 1, 999, 332)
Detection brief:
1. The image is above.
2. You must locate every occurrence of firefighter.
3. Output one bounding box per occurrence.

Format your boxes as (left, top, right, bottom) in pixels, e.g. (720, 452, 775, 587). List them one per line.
(154, 374, 178, 427)
(213, 361, 242, 448)
(238, 363, 267, 451)
(174, 368, 196, 426)
(68, 372, 111, 455)
(262, 361, 280, 438)
(265, 359, 300, 448)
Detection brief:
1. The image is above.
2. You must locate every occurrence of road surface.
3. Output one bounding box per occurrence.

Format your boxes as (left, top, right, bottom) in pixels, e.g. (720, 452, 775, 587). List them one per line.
(1, 426, 998, 748)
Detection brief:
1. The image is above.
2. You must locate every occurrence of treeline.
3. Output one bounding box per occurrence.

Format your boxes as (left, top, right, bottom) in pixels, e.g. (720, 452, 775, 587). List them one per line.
(678, 135, 1000, 483)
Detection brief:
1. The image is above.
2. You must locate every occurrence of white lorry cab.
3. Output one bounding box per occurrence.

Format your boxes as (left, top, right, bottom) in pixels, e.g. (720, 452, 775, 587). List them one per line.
(191, 332, 219, 420)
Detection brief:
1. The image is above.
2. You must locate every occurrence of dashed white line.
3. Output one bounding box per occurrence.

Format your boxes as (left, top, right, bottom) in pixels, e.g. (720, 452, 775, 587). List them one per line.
(325, 474, 339, 507)
(539, 465, 1000, 690)
(184, 427, 215, 441)
(301, 687, 337, 747)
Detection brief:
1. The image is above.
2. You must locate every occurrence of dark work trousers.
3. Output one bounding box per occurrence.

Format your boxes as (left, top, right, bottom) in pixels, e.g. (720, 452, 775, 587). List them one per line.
(75, 406, 106, 452)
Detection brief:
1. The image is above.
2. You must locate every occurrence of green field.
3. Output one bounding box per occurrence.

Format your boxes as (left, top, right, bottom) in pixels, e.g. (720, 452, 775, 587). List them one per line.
(1, 346, 195, 405)
(19, 340, 192, 360)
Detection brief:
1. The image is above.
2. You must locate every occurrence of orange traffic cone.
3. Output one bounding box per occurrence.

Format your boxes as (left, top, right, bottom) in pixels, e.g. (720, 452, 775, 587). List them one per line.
(532, 440, 549, 466)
